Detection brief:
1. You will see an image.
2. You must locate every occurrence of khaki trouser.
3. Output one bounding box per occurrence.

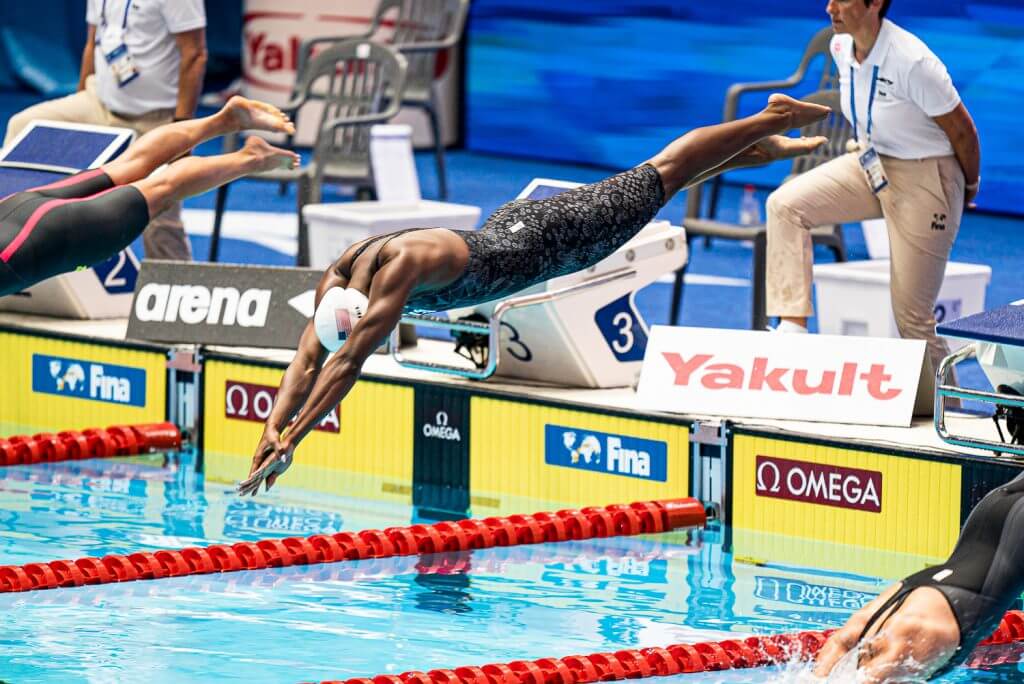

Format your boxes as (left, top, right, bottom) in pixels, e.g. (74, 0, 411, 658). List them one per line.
(766, 151, 965, 412)
(3, 75, 192, 260)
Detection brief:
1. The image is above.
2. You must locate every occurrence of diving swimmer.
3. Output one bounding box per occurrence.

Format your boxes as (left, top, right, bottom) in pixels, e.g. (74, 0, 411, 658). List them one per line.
(238, 93, 833, 496)
(0, 96, 299, 295)
(813, 470, 1024, 682)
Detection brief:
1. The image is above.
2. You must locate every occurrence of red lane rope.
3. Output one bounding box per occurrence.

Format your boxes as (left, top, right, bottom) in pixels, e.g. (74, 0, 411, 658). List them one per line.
(0, 498, 706, 593)
(0, 422, 181, 467)
(317, 610, 1024, 683)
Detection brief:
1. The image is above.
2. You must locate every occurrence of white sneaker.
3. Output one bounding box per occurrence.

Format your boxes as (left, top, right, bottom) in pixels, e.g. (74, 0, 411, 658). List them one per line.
(769, 320, 809, 334)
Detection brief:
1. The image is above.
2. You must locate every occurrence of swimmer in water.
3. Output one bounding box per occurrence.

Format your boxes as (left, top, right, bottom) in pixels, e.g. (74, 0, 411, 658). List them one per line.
(0, 96, 299, 296)
(239, 93, 833, 496)
(813, 470, 1024, 682)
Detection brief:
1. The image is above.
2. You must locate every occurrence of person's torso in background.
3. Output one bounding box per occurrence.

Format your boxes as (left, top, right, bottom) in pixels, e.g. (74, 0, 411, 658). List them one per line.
(832, 19, 959, 160)
(86, 0, 206, 117)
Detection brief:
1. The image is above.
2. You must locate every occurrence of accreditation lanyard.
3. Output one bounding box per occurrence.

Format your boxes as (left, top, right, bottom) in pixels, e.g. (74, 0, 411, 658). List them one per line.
(100, 0, 132, 31)
(98, 0, 139, 87)
(849, 64, 880, 144)
(849, 64, 888, 194)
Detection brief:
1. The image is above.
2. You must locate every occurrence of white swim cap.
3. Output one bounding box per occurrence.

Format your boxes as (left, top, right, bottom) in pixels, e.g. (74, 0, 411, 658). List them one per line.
(313, 287, 369, 352)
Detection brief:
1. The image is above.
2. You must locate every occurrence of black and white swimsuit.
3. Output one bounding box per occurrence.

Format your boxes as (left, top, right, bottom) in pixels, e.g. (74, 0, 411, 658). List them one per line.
(345, 164, 666, 313)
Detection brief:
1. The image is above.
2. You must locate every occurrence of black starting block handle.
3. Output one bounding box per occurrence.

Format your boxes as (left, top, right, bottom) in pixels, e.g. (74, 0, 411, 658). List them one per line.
(935, 343, 1024, 457)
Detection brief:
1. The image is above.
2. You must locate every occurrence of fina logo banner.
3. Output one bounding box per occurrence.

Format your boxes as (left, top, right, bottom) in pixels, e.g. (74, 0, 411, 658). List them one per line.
(225, 380, 339, 433)
(127, 261, 322, 348)
(32, 353, 146, 407)
(755, 455, 882, 513)
(544, 424, 667, 481)
(636, 326, 925, 426)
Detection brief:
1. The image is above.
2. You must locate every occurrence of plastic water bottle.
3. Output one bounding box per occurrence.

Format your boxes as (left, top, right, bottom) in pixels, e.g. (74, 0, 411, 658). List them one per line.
(739, 184, 761, 225)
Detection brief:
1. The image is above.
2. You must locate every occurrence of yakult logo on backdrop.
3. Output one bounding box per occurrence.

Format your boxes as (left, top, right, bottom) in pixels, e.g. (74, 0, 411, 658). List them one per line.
(245, 28, 304, 90)
(225, 380, 339, 433)
(755, 455, 882, 513)
(244, 12, 386, 92)
(661, 353, 903, 400)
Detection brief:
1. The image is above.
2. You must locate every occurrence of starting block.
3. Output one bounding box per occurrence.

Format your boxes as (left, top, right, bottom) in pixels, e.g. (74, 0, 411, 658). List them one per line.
(0, 120, 140, 318)
(392, 178, 688, 388)
(935, 302, 1024, 456)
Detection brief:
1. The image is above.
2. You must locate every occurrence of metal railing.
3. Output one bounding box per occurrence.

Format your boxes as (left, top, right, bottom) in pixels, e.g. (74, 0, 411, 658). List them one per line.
(935, 343, 1024, 457)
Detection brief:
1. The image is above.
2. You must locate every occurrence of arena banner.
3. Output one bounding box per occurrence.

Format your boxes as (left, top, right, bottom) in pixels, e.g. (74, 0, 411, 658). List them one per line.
(637, 326, 925, 427)
(241, 0, 460, 149)
(730, 433, 961, 562)
(468, 395, 689, 515)
(201, 356, 414, 502)
(0, 328, 167, 435)
(127, 261, 321, 348)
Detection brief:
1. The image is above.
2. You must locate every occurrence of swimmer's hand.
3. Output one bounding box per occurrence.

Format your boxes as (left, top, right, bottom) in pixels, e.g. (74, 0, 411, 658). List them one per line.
(814, 586, 959, 683)
(238, 434, 294, 496)
(738, 135, 829, 166)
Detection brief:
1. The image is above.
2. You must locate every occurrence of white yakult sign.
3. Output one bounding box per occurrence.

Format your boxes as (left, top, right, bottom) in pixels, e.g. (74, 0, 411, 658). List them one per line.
(636, 326, 925, 426)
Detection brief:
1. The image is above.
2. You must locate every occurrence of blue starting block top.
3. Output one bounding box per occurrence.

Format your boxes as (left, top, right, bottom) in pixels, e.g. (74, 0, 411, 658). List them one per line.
(937, 303, 1024, 348)
(0, 120, 133, 196)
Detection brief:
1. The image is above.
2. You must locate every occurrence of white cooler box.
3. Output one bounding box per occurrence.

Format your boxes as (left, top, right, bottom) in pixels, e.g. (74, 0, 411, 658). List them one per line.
(302, 201, 480, 270)
(814, 260, 991, 344)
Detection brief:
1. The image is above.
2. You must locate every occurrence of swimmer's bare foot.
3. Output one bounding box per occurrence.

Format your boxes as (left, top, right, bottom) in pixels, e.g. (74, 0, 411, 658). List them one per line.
(243, 135, 300, 171)
(765, 93, 832, 130)
(225, 96, 295, 135)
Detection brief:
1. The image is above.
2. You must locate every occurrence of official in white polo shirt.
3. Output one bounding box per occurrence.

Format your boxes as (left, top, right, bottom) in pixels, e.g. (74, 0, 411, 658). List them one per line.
(3, 0, 207, 261)
(765, 0, 981, 403)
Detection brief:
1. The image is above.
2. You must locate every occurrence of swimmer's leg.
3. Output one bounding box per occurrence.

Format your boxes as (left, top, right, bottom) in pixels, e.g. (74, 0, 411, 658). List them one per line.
(646, 94, 830, 200)
(101, 97, 294, 186)
(131, 136, 299, 218)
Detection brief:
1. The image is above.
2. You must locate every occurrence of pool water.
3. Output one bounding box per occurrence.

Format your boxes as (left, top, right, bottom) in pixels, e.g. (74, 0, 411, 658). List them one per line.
(0, 451, 1021, 683)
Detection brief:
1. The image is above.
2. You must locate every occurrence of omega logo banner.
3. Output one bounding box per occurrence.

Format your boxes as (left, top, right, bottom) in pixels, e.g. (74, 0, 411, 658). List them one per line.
(127, 261, 322, 348)
(636, 326, 925, 426)
(413, 387, 470, 514)
(755, 455, 882, 513)
(225, 380, 339, 433)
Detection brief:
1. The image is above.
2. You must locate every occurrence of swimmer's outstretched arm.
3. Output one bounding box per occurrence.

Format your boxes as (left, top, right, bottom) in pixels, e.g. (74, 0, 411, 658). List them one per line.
(682, 134, 829, 190)
(238, 258, 415, 495)
(247, 273, 343, 477)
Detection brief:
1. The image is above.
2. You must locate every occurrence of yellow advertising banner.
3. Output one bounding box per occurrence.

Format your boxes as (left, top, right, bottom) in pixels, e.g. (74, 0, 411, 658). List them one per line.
(202, 359, 414, 502)
(732, 434, 961, 564)
(0, 330, 166, 436)
(470, 396, 689, 515)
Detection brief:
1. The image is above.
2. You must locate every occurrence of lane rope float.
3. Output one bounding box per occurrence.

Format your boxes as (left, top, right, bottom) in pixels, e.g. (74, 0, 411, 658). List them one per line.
(317, 610, 1024, 683)
(0, 498, 706, 593)
(0, 422, 181, 467)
